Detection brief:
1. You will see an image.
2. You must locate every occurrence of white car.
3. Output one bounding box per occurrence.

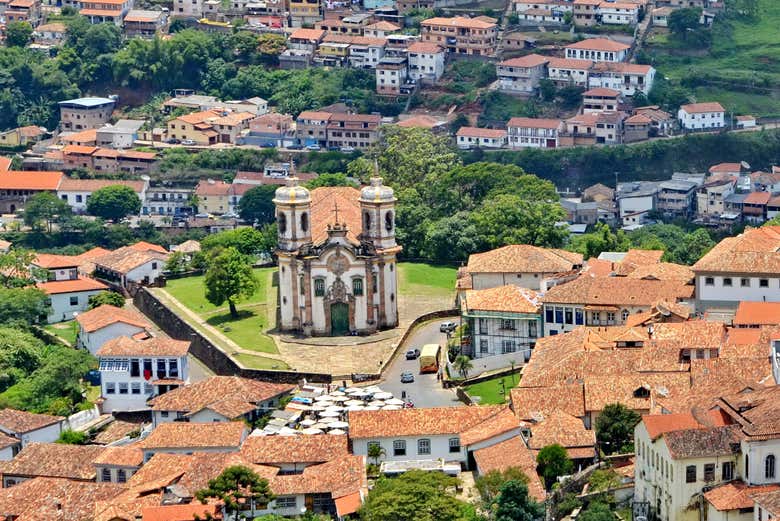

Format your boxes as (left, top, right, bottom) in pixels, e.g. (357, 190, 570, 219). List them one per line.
(181, 139, 196, 145)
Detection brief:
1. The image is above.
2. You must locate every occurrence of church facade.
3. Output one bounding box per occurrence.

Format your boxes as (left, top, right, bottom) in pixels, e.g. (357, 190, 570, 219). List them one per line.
(273, 177, 401, 336)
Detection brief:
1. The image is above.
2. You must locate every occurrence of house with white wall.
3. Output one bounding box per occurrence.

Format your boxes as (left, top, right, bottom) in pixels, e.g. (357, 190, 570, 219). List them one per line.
(564, 38, 630, 62)
(678, 102, 726, 131)
(598, 1, 639, 24)
(76, 304, 151, 355)
(57, 178, 147, 214)
(97, 336, 190, 413)
(349, 405, 522, 470)
(148, 376, 294, 426)
(1, 443, 104, 487)
(496, 54, 549, 94)
(92, 445, 143, 484)
(37, 277, 108, 323)
(455, 127, 507, 149)
(588, 62, 655, 96)
(138, 421, 247, 462)
(0, 409, 64, 449)
(507, 117, 565, 149)
(406, 42, 445, 83)
(547, 57, 593, 86)
(92, 246, 167, 288)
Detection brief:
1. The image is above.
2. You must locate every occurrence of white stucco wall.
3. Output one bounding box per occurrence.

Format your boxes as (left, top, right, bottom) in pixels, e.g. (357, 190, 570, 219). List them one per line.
(352, 434, 466, 464)
(47, 289, 104, 323)
(126, 259, 164, 284)
(79, 322, 147, 356)
(696, 274, 780, 307)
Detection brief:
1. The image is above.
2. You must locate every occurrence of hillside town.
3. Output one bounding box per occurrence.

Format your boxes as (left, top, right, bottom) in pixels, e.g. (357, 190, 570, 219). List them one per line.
(2, 0, 780, 518)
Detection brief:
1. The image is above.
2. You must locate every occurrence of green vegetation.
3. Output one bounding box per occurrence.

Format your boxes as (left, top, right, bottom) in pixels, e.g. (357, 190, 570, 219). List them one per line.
(536, 444, 574, 489)
(44, 321, 79, 346)
(595, 403, 641, 454)
(57, 429, 88, 444)
(474, 467, 530, 505)
(232, 352, 289, 370)
(204, 247, 260, 318)
(86, 185, 142, 222)
(196, 466, 274, 520)
(464, 374, 520, 405)
(397, 263, 456, 297)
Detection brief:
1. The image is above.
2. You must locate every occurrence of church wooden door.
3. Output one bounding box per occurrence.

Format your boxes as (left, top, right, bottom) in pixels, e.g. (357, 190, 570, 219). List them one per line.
(331, 302, 349, 335)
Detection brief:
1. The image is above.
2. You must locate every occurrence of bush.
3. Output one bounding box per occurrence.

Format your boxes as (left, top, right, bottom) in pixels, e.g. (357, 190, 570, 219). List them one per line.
(57, 429, 88, 444)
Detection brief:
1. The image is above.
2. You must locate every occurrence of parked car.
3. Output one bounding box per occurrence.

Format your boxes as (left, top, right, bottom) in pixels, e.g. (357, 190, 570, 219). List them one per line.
(287, 144, 303, 150)
(405, 348, 420, 360)
(440, 321, 457, 333)
(340, 146, 355, 153)
(181, 139, 196, 145)
(400, 372, 415, 383)
(166, 138, 180, 144)
(306, 144, 321, 151)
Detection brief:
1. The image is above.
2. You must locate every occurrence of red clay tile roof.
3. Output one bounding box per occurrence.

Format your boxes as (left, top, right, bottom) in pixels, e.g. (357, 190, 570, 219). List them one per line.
(195, 180, 231, 196)
(0, 477, 123, 521)
(566, 37, 629, 52)
(421, 16, 497, 29)
(270, 454, 366, 499)
(0, 408, 63, 434)
(310, 186, 362, 245)
(96, 336, 190, 357)
(734, 301, 780, 326)
(541, 274, 693, 306)
(0, 171, 63, 190)
(456, 126, 507, 139)
(511, 383, 585, 419)
(2, 443, 105, 480)
(92, 247, 165, 274)
(92, 445, 144, 467)
(592, 62, 652, 75)
(142, 504, 221, 521)
(642, 413, 702, 440)
(407, 41, 444, 53)
(0, 157, 11, 172)
(662, 425, 742, 459)
(626, 262, 694, 282)
(61, 128, 98, 144)
(467, 245, 582, 274)
(58, 178, 145, 193)
(705, 481, 780, 511)
(139, 422, 247, 450)
(33, 253, 81, 269)
(129, 241, 168, 254)
(744, 191, 771, 204)
(472, 436, 546, 502)
(507, 117, 563, 129)
(0, 432, 20, 450)
(148, 376, 293, 418)
(692, 226, 780, 274)
(526, 409, 595, 449)
(681, 102, 725, 114)
(76, 304, 150, 333)
(36, 277, 108, 294)
(499, 54, 549, 67)
(242, 432, 348, 464)
(63, 145, 99, 155)
(583, 87, 621, 97)
(547, 57, 594, 69)
(289, 27, 325, 40)
(464, 285, 540, 314)
(396, 115, 445, 129)
(716, 386, 780, 441)
(753, 490, 780, 517)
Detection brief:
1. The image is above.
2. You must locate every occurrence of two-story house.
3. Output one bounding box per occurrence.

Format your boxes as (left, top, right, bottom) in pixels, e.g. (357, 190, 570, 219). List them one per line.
(565, 38, 630, 62)
(588, 62, 655, 96)
(97, 335, 190, 413)
(75, 303, 151, 355)
(59, 97, 115, 132)
(678, 102, 726, 131)
(406, 42, 445, 83)
(507, 117, 565, 149)
(420, 16, 498, 56)
(138, 421, 247, 462)
(547, 57, 593, 86)
(33, 253, 108, 323)
(696, 176, 736, 218)
(496, 54, 549, 94)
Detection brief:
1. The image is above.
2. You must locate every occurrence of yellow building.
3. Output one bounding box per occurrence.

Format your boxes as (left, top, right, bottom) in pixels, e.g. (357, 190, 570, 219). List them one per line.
(167, 109, 254, 146)
(195, 179, 232, 215)
(290, 0, 320, 26)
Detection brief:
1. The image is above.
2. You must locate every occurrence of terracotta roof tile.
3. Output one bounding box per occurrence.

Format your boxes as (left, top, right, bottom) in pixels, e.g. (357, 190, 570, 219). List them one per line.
(472, 436, 546, 502)
(76, 304, 150, 333)
(407, 42, 444, 53)
(421, 16, 497, 29)
(2, 443, 105, 480)
(289, 28, 325, 40)
(96, 336, 190, 357)
(92, 445, 144, 467)
(456, 126, 507, 139)
(583, 87, 621, 97)
(36, 277, 108, 294)
(58, 178, 145, 193)
(464, 285, 539, 314)
(0, 477, 123, 521)
(753, 490, 780, 517)
(641, 413, 702, 440)
(129, 241, 168, 254)
(734, 301, 780, 326)
(526, 409, 595, 450)
(0, 157, 11, 172)
(626, 262, 694, 282)
(692, 226, 780, 274)
(460, 407, 520, 445)
(511, 383, 585, 419)
(663, 424, 741, 459)
(705, 481, 780, 512)
(0, 408, 63, 434)
(540, 274, 693, 306)
(310, 186, 362, 245)
(467, 245, 582, 274)
(242, 433, 348, 464)
(507, 117, 564, 129)
(565, 37, 629, 52)
(139, 421, 246, 450)
(270, 454, 366, 498)
(93, 247, 166, 274)
(0, 432, 20, 450)
(396, 115, 445, 129)
(0, 171, 63, 191)
(499, 54, 549, 67)
(61, 128, 97, 144)
(142, 504, 220, 521)
(547, 57, 594, 69)
(681, 102, 725, 114)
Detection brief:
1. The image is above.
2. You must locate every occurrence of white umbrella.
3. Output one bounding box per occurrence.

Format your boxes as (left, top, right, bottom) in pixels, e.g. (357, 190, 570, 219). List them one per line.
(278, 427, 300, 436)
(367, 400, 385, 407)
(315, 395, 334, 402)
(364, 386, 382, 394)
(319, 410, 341, 417)
(331, 396, 349, 402)
(385, 398, 406, 406)
(346, 405, 365, 412)
(350, 389, 370, 398)
(374, 392, 393, 400)
(311, 422, 329, 429)
(324, 405, 344, 412)
(330, 391, 346, 397)
(381, 405, 401, 411)
(345, 399, 364, 406)
(328, 421, 349, 429)
(299, 419, 317, 427)
(344, 387, 361, 394)
(363, 405, 380, 411)
(310, 403, 328, 411)
(319, 416, 338, 423)
(329, 429, 347, 435)
(301, 427, 324, 435)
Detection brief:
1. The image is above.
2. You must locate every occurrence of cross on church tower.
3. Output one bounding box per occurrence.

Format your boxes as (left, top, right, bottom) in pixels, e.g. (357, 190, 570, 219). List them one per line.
(333, 201, 340, 224)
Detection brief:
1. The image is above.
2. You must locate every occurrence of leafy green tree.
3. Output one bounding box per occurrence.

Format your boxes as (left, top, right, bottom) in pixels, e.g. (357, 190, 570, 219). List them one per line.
(360, 470, 468, 521)
(475, 467, 530, 505)
(569, 223, 630, 259)
(0, 327, 44, 393)
(536, 444, 573, 489)
(422, 212, 480, 262)
(453, 355, 473, 379)
(204, 247, 259, 317)
(86, 185, 142, 221)
(0, 248, 41, 288)
(578, 501, 615, 521)
(201, 227, 268, 256)
(5, 22, 33, 47)
(367, 442, 386, 465)
(237, 185, 277, 225)
(668, 8, 702, 38)
(165, 251, 189, 274)
(57, 429, 88, 444)
(195, 465, 274, 519)
(677, 228, 715, 265)
(23, 192, 72, 232)
(494, 480, 544, 521)
(371, 126, 461, 188)
(87, 291, 125, 309)
(539, 79, 556, 102)
(595, 403, 641, 454)
(469, 195, 568, 250)
(0, 287, 49, 325)
(304, 173, 357, 189)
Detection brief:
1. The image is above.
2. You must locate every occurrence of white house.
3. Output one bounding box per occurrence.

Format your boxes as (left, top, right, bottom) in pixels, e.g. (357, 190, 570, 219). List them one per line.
(95, 119, 145, 149)
(598, 1, 639, 24)
(0, 434, 20, 461)
(57, 178, 148, 214)
(92, 446, 143, 484)
(588, 62, 656, 96)
(36, 277, 109, 323)
(547, 57, 593, 86)
(147, 376, 294, 426)
(1, 443, 104, 487)
(496, 54, 549, 94)
(678, 102, 726, 131)
(616, 181, 661, 221)
(349, 405, 522, 469)
(406, 42, 445, 83)
(564, 38, 630, 62)
(92, 246, 167, 288)
(75, 304, 151, 356)
(692, 226, 780, 309)
(507, 117, 565, 149)
(0, 409, 64, 449)
(455, 127, 507, 149)
(138, 421, 247, 462)
(97, 336, 190, 413)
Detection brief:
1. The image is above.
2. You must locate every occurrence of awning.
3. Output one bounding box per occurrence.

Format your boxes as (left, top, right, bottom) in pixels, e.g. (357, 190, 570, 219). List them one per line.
(334, 491, 362, 517)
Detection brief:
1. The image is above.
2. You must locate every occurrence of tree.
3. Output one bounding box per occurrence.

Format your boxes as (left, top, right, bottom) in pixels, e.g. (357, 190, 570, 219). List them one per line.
(475, 467, 530, 505)
(57, 429, 88, 444)
(371, 126, 461, 188)
(578, 501, 615, 521)
(304, 173, 357, 189)
(86, 185, 142, 221)
(367, 442, 386, 465)
(453, 355, 473, 379)
(0, 287, 48, 325)
(536, 444, 573, 489)
(0, 327, 44, 393)
(201, 227, 268, 256)
(195, 465, 274, 519)
(0, 249, 42, 288)
(87, 291, 125, 309)
(494, 480, 544, 521)
(204, 247, 259, 317)
(165, 251, 190, 274)
(5, 22, 33, 47)
(668, 8, 702, 38)
(469, 195, 568, 250)
(23, 192, 72, 232)
(359, 470, 469, 521)
(237, 185, 277, 225)
(595, 403, 641, 454)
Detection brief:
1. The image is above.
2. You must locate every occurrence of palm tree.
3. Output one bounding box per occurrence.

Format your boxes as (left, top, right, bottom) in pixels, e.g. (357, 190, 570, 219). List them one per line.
(367, 443, 386, 465)
(454, 355, 473, 380)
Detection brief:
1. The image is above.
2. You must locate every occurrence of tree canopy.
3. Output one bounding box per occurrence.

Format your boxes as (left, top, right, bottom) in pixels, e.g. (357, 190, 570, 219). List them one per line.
(195, 465, 274, 518)
(86, 185, 142, 221)
(536, 444, 573, 489)
(237, 185, 278, 225)
(5, 21, 33, 48)
(87, 291, 126, 309)
(23, 192, 72, 233)
(595, 403, 641, 454)
(204, 247, 259, 317)
(494, 480, 544, 521)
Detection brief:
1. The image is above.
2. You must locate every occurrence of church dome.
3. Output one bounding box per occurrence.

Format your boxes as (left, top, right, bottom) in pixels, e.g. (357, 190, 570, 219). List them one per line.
(273, 177, 310, 204)
(360, 177, 395, 204)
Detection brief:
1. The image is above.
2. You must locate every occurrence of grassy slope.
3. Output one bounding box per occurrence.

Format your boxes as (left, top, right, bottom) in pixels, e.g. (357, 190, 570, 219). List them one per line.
(44, 321, 78, 346)
(648, 0, 780, 116)
(464, 373, 521, 405)
(397, 262, 457, 298)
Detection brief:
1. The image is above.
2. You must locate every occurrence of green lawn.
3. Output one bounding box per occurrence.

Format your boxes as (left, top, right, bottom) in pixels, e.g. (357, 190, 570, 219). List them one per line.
(165, 267, 280, 355)
(465, 373, 521, 405)
(233, 352, 290, 370)
(44, 321, 79, 346)
(397, 262, 457, 298)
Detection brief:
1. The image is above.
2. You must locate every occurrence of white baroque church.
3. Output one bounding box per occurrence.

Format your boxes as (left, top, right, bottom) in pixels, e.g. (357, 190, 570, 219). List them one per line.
(273, 177, 401, 336)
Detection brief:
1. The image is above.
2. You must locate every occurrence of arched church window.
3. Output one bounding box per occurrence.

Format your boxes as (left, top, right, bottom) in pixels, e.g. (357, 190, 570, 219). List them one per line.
(364, 212, 372, 231)
(353, 278, 364, 296)
(278, 213, 287, 234)
(314, 278, 325, 297)
(385, 211, 394, 232)
(301, 212, 308, 233)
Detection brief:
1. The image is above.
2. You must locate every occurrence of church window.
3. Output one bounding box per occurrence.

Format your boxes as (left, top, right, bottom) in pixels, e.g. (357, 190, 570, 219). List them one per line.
(353, 278, 363, 296)
(385, 211, 394, 232)
(300, 276, 305, 295)
(390, 293, 395, 302)
(300, 212, 308, 232)
(314, 278, 325, 297)
(364, 212, 372, 231)
(373, 274, 378, 293)
(766, 455, 776, 479)
(278, 213, 287, 234)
